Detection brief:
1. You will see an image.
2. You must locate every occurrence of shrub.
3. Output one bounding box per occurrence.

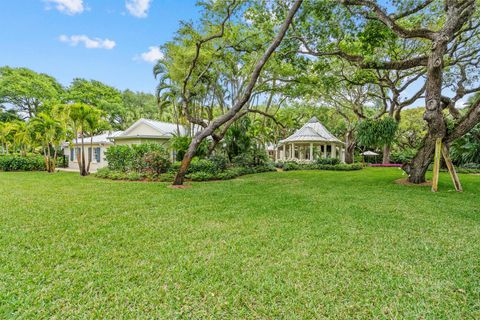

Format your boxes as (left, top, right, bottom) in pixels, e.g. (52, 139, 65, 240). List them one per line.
(208, 154, 228, 172)
(462, 163, 480, 169)
(95, 167, 112, 178)
(188, 158, 218, 174)
(96, 166, 177, 182)
(282, 162, 301, 171)
(105, 143, 170, 173)
(217, 169, 241, 180)
(252, 163, 276, 173)
(275, 161, 284, 169)
(105, 145, 133, 171)
(390, 149, 416, 164)
(189, 171, 216, 181)
(315, 157, 340, 165)
(169, 161, 181, 173)
(143, 150, 171, 175)
(281, 161, 362, 172)
(0, 155, 46, 171)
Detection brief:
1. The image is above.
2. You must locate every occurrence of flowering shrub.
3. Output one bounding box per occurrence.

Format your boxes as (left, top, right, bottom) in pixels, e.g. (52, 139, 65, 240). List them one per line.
(143, 151, 171, 175)
(105, 143, 170, 172)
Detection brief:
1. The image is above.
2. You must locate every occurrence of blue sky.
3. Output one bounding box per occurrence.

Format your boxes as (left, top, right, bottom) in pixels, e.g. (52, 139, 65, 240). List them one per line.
(0, 0, 200, 93)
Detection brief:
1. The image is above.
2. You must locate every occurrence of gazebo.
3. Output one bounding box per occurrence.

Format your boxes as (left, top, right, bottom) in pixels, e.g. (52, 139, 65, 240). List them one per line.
(276, 117, 345, 163)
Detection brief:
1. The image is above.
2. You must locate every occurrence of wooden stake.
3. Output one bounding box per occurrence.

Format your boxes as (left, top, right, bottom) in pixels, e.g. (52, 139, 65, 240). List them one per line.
(431, 138, 442, 192)
(441, 144, 463, 192)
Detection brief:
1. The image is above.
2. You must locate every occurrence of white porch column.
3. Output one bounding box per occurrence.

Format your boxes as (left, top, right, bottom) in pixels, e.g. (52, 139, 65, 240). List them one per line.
(332, 144, 337, 158)
(283, 144, 286, 161)
(309, 143, 313, 161)
(340, 148, 346, 163)
(323, 144, 327, 158)
(291, 143, 295, 159)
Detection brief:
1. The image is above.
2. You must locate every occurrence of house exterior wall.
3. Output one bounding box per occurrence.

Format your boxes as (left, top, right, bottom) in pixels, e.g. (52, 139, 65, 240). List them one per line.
(124, 123, 161, 136)
(63, 143, 109, 172)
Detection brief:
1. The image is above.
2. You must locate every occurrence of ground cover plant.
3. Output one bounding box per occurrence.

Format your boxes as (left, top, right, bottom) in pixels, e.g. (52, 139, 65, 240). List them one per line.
(1, 168, 479, 319)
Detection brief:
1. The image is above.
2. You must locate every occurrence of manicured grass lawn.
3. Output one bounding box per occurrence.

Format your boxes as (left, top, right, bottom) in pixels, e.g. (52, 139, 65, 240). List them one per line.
(1, 168, 479, 319)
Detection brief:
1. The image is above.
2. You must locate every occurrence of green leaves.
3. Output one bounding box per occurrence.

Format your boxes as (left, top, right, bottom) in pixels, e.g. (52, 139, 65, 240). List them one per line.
(357, 117, 398, 148)
(0, 67, 64, 117)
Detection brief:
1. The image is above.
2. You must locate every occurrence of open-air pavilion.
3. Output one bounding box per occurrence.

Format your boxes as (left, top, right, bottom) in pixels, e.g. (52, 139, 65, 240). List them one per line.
(276, 117, 345, 163)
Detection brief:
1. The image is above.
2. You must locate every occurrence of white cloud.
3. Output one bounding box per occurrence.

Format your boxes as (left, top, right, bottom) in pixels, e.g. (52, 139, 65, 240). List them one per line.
(59, 35, 116, 49)
(45, 0, 85, 15)
(125, 0, 152, 18)
(136, 46, 163, 63)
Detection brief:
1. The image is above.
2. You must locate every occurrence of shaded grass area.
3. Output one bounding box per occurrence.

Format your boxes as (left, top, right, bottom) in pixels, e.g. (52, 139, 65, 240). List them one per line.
(0, 168, 479, 319)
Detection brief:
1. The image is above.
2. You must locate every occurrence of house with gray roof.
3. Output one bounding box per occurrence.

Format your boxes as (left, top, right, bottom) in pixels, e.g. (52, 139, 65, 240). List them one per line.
(63, 119, 194, 172)
(275, 117, 345, 163)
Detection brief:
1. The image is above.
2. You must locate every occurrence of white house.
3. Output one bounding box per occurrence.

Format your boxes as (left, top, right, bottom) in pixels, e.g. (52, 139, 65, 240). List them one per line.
(275, 117, 345, 163)
(63, 119, 194, 172)
(63, 131, 123, 172)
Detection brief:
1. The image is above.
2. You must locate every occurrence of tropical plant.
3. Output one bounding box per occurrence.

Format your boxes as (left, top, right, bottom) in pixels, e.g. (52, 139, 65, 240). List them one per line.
(68, 103, 100, 176)
(450, 124, 480, 165)
(27, 112, 65, 172)
(84, 109, 110, 173)
(356, 117, 398, 150)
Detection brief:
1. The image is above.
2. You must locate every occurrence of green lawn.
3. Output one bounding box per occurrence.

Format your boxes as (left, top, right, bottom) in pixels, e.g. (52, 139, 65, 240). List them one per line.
(1, 169, 479, 319)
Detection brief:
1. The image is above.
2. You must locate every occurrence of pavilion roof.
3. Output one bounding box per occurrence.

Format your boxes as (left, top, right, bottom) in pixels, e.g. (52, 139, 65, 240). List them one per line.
(280, 117, 342, 144)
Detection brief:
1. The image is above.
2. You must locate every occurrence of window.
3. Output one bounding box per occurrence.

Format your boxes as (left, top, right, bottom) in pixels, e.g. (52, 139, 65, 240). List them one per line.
(94, 148, 101, 163)
(70, 148, 74, 161)
(76, 148, 81, 161)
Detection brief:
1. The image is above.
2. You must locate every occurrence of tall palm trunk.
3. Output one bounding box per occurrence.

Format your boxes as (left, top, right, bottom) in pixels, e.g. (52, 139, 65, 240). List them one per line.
(87, 135, 93, 174)
(52, 145, 58, 173)
(80, 130, 87, 176)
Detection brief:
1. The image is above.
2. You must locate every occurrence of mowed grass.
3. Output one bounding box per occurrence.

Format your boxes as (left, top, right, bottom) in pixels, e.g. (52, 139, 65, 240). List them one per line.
(0, 169, 479, 319)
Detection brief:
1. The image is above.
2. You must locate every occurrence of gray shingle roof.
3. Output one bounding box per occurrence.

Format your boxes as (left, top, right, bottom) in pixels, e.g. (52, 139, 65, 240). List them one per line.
(114, 118, 191, 139)
(280, 117, 342, 143)
(67, 131, 123, 146)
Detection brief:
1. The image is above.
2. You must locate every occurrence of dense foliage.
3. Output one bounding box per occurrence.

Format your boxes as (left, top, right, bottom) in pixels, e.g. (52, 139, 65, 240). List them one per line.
(0, 155, 46, 171)
(450, 124, 480, 165)
(277, 161, 363, 172)
(356, 117, 398, 148)
(105, 143, 171, 173)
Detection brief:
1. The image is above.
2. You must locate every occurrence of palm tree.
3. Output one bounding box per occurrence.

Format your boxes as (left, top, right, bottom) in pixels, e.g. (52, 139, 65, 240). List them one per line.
(68, 103, 95, 176)
(28, 113, 65, 172)
(11, 121, 30, 156)
(84, 108, 109, 173)
(0, 122, 13, 154)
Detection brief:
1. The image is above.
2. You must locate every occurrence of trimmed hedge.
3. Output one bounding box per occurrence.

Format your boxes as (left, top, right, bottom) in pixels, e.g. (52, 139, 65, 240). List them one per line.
(96, 167, 175, 182)
(315, 157, 340, 165)
(0, 155, 46, 171)
(188, 164, 276, 181)
(96, 163, 276, 182)
(278, 161, 363, 171)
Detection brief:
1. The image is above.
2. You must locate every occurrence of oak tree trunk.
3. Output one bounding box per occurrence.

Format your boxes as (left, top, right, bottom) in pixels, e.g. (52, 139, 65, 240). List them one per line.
(344, 129, 355, 164)
(382, 144, 391, 164)
(405, 36, 448, 183)
(172, 0, 304, 185)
